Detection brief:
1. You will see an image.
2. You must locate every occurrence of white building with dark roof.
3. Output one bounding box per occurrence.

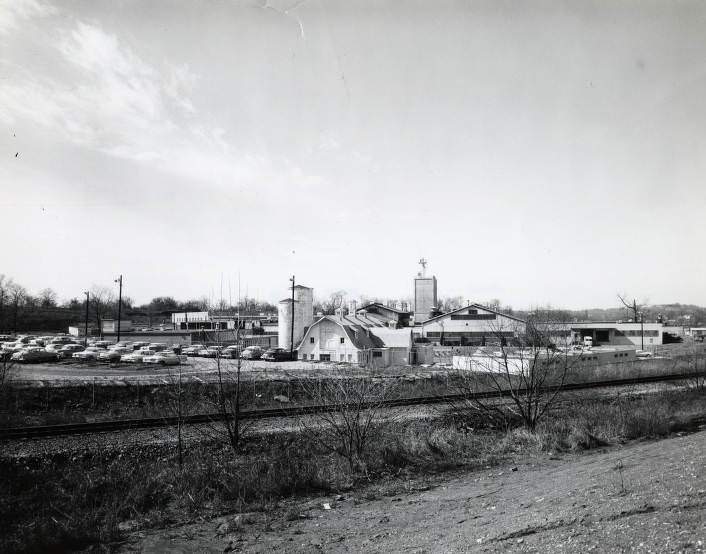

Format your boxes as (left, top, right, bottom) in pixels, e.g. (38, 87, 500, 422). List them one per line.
(296, 311, 414, 367)
(417, 303, 526, 346)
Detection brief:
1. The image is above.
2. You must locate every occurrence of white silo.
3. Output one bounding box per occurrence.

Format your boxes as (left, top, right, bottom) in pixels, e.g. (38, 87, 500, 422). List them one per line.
(278, 284, 313, 351)
(294, 285, 314, 329)
(278, 298, 296, 350)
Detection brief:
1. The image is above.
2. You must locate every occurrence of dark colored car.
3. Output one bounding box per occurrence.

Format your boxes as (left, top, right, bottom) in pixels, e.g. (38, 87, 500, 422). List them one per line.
(262, 347, 294, 362)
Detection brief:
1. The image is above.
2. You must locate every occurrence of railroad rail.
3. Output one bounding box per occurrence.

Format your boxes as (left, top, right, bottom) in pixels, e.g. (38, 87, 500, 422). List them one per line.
(1, 371, 702, 440)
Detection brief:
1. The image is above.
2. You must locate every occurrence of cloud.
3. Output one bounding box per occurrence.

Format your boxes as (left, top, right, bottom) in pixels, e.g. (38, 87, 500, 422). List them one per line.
(0, 19, 284, 188)
(0, 0, 56, 34)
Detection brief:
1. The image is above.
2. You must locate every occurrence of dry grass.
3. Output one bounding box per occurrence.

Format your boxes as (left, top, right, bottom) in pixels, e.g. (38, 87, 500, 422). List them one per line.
(1, 388, 704, 553)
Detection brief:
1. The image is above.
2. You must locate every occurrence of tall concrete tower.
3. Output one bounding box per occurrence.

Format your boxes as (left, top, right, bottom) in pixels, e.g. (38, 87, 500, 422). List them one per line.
(413, 258, 437, 323)
(278, 284, 313, 350)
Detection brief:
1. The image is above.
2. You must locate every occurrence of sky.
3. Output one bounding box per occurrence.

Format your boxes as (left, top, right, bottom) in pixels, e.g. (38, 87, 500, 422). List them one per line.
(1, 0, 706, 310)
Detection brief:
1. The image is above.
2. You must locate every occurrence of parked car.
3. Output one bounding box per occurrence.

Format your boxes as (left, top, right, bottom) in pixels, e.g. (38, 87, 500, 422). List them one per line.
(183, 344, 205, 356)
(147, 343, 167, 352)
(72, 347, 102, 361)
(220, 345, 244, 358)
(121, 348, 153, 363)
(241, 345, 264, 360)
(197, 346, 224, 358)
(92, 340, 112, 349)
(48, 336, 75, 346)
(131, 341, 150, 350)
(143, 351, 181, 365)
(98, 347, 130, 362)
(57, 344, 85, 359)
(12, 347, 58, 363)
(262, 347, 293, 362)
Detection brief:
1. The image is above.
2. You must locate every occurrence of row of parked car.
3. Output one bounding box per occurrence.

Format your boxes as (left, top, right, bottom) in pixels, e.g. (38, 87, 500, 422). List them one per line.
(0, 334, 294, 364)
(0, 335, 184, 365)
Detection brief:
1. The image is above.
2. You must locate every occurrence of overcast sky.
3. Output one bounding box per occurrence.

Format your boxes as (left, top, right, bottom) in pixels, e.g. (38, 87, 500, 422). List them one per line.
(2, 0, 705, 309)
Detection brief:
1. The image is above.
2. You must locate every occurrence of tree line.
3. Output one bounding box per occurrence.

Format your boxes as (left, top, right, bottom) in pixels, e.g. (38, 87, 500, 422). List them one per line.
(0, 275, 277, 333)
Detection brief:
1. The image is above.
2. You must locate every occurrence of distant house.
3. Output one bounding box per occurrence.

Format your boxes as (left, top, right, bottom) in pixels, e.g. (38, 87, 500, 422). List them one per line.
(296, 312, 414, 367)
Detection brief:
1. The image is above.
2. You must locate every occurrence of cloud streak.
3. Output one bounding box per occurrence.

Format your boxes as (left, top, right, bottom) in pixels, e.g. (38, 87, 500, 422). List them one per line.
(0, 18, 275, 187)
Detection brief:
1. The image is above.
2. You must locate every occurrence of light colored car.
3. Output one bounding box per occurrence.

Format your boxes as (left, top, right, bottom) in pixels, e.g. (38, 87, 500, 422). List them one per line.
(197, 346, 223, 358)
(241, 345, 264, 360)
(221, 345, 242, 358)
(12, 347, 58, 363)
(72, 347, 101, 361)
(57, 344, 85, 359)
(143, 351, 181, 365)
(98, 347, 130, 362)
(92, 340, 112, 349)
(48, 336, 75, 346)
(121, 348, 153, 363)
(183, 344, 205, 356)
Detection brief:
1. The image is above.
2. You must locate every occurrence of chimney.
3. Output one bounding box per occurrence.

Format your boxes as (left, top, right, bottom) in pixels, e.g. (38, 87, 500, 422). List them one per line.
(335, 308, 344, 320)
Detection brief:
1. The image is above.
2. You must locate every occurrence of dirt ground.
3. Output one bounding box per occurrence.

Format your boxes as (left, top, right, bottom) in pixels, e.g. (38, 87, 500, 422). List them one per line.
(118, 430, 706, 553)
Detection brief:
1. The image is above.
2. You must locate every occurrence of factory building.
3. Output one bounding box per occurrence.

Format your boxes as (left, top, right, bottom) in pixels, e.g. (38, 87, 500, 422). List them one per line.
(569, 322, 666, 347)
(354, 302, 411, 328)
(278, 284, 314, 350)
(417, 304, 526, 346)
(296, 310, 414, 367)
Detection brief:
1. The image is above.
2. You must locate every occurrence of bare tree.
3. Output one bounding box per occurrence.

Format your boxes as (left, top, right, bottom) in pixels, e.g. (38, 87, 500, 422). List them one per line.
(452, 315, 581, 431)
(618, 293, 646, 350)
(38, 288, 58, 308)
(320, 290, 346, 315)
(89, 286, 116, 337)
(192, 330, 252, 453)
(297, 370, 401, 473)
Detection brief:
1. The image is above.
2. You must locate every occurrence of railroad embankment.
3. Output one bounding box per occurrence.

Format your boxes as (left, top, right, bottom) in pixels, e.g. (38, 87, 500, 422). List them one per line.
(1, 387, 705, 553)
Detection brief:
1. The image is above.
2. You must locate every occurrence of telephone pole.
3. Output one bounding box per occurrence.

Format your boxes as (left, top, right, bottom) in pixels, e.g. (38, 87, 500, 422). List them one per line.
(84, 291, 90, 346)
(114, 275, 123, 342)
(289, 275, 295, 360)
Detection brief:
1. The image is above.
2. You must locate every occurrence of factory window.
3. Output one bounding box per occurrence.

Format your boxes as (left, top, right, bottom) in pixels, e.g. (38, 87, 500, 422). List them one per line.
(451, 314, 496, 320)
(340, 337, 345, 344)
(310, 337, 315, 344)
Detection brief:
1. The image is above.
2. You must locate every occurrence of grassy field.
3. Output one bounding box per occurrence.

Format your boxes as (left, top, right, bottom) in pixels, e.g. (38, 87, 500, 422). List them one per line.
(1, 386, 705, 553)
(2, 345, 705, 428)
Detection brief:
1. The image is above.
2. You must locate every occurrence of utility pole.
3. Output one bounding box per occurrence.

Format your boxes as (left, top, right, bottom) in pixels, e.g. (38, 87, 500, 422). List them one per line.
(84, 291, 90, 346)
(114, 275, 123, 343)
(639, 309, 644, 350)
(289, 275, 295, 360)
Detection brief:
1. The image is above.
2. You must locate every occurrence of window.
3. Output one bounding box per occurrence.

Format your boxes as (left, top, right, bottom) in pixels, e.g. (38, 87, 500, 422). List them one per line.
(319, 354, 331, 361)
(450, 314, 496, 320)
(372, 351, 382, 358)
(310, 337, 315, 344)
(347, 354, 352, 362)
(340, 354, 344, 361)
(340, 337, 345, 344)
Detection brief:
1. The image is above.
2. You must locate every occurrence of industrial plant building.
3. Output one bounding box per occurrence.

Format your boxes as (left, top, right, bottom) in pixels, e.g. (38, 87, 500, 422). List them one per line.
(416, 304, 526, 346)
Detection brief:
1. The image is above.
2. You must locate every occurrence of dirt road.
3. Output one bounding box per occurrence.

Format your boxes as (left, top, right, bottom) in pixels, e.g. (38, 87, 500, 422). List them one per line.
(120, 430, 705, 553)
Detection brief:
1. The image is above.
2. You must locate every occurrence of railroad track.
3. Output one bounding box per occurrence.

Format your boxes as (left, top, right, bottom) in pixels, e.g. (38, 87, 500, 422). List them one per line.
(1, 372, 702, 440)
